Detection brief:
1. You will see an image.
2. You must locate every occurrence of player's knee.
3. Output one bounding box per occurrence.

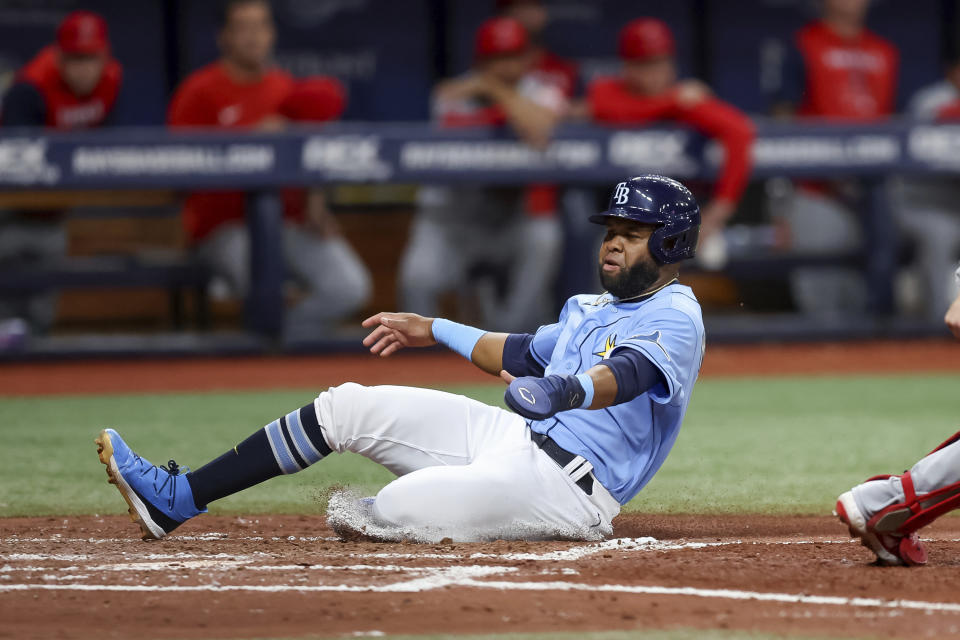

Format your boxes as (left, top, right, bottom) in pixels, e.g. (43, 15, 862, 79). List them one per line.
(314, 382, 369, 449)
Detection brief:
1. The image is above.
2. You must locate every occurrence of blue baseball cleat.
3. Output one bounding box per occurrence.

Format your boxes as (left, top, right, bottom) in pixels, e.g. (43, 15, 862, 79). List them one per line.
(95, 428, 204, 540)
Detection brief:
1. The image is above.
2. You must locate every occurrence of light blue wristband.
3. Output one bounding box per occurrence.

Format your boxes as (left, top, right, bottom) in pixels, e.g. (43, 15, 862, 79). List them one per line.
(432, 318, 485, 361)
(574, 373, 595, 408)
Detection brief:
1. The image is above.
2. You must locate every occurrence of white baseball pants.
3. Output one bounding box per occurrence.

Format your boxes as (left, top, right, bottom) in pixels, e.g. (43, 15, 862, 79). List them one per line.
(314, 383, 620, 542)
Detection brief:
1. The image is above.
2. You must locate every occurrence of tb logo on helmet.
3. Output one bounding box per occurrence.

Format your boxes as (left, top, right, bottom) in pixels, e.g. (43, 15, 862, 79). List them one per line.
(589, 174, 701, 265)
(613, 182, 630, 205)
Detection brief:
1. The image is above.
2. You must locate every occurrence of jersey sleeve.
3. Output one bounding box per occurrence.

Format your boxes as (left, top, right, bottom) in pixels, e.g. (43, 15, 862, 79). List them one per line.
(1, 82, 46, 126)
(501, 333, 546, 377)
(611, 308, 702, 405)
(678, 98, 755, 204)
(529, 322, 561, 369)
(528, 295, 577, 367)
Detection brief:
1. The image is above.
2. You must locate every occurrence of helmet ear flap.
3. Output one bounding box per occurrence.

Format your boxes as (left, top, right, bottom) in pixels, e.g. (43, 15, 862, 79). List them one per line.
(650, 223, 699, 264)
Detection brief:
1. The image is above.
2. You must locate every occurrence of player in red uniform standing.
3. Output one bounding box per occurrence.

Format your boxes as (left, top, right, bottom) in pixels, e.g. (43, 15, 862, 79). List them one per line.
(588, 18, 755, 264)
(399, 17, 567, 332)
(0, 10, 122, 348)
(168, 0, 370, 339)
(772, 0, 899, 317)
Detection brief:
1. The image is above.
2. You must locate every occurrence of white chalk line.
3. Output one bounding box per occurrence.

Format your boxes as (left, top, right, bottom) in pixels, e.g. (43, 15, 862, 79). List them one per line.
(0, 535, 920, 566)
(1, 561, 489, 574)
(2, 575, 960, 615)
(4, 535, 960, 616)
(0, 537, 843, 566)
(346, 537, 858, 561)
(0, 535, 337, 544)
(464, 580, 960, 614)
(14, 533, 958, 559)
(2, 551, 254, 562)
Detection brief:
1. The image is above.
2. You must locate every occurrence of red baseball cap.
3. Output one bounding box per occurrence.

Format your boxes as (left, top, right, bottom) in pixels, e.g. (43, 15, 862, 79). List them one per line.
(279, 76, 346, 123)
(618, 18, 675, 61)
(474, 17, 529, 61)
(57, 10, 109, 55)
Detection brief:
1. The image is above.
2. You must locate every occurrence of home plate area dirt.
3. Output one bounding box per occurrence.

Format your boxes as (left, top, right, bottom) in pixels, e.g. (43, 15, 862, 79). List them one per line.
(2, 514, 960, 639)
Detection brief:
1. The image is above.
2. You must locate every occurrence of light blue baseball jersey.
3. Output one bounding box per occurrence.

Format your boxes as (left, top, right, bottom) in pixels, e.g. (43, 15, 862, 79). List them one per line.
(528, 282, 705, 505)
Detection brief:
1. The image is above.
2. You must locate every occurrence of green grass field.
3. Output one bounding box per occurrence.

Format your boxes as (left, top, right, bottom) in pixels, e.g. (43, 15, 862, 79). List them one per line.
(1, 373, 957, 519)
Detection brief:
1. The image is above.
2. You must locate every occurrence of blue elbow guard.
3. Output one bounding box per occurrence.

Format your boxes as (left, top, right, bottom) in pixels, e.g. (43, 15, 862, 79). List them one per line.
(605, 350, 665, 405)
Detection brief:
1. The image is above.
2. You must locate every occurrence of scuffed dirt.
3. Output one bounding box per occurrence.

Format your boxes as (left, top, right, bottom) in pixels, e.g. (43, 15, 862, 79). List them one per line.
(2, 514, 959, 640)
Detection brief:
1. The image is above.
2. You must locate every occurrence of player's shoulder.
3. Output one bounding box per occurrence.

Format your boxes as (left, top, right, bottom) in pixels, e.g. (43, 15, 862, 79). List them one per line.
(626, 284, 703, 338)
(569, 293, 603, 308)
(794, 21, 823, 48)
(649, 283, 701, 315)
(176, 62, 226, 95)
(264, 67, 295, 91)
(17, 45, 59, 87)
(569, 285, 702, 324)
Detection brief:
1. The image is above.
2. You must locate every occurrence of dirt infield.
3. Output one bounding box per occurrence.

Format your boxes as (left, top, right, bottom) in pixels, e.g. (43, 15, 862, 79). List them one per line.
(2, 339, 959, 396)
(2, 514, 959, 639)
(3, 341, 959, 638)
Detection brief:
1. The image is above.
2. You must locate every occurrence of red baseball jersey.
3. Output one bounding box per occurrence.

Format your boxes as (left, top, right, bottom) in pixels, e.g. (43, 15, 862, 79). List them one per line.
(589, 77, 755, 204)
(794, 21, 898, 120)
(529, 49, 579, 99)
(12, 45, 121, 128)
(168, 62, 299, 243)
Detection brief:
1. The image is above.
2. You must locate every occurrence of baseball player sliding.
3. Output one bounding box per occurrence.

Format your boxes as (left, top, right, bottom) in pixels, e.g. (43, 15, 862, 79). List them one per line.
(835, 269, 960, 566)
(95, 175, 705, 542)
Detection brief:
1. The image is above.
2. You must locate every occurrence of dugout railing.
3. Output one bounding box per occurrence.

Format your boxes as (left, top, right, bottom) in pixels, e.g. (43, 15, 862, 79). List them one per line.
(0, 119, 955, 353)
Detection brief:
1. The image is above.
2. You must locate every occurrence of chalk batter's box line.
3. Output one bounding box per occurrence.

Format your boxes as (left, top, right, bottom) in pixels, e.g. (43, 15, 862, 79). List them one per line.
(3, 537, 960, 616)
(1, 579, 960, 616)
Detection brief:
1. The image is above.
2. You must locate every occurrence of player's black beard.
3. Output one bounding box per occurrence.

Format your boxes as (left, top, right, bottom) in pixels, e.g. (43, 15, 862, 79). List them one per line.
(599, 258, 661, 300)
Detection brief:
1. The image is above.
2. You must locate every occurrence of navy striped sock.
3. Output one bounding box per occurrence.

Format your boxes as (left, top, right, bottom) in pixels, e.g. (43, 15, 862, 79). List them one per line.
(186, 402, 332, 509)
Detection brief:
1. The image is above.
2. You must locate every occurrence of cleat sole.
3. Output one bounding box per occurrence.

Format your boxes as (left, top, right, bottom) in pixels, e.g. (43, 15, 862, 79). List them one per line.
(95, 429, 165, 541)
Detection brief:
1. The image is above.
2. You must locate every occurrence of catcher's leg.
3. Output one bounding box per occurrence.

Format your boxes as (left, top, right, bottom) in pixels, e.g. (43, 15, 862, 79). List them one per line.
(836, 430, 960, 566)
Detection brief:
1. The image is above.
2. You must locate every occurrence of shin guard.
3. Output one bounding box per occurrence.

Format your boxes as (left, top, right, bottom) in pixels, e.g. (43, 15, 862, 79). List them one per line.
(867, 430, 960, 537)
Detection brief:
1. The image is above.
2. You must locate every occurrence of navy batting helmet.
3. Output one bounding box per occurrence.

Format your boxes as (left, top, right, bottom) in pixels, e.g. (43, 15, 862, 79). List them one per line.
(589, 175, 700, 264)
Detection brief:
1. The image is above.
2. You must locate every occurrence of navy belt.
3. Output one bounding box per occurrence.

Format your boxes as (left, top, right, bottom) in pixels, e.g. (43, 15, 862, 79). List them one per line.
(531, 431, 594, 495)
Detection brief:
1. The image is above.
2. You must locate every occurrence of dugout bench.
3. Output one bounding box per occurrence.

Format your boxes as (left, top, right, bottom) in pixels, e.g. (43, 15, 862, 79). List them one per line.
(0, 190, 211, 331)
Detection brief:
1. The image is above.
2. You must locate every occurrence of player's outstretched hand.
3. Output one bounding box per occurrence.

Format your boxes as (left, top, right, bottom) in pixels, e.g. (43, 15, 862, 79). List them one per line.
(946, 292, 960, 339)
(503, 373, 587, 421)
(361, 312, 436, 357)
